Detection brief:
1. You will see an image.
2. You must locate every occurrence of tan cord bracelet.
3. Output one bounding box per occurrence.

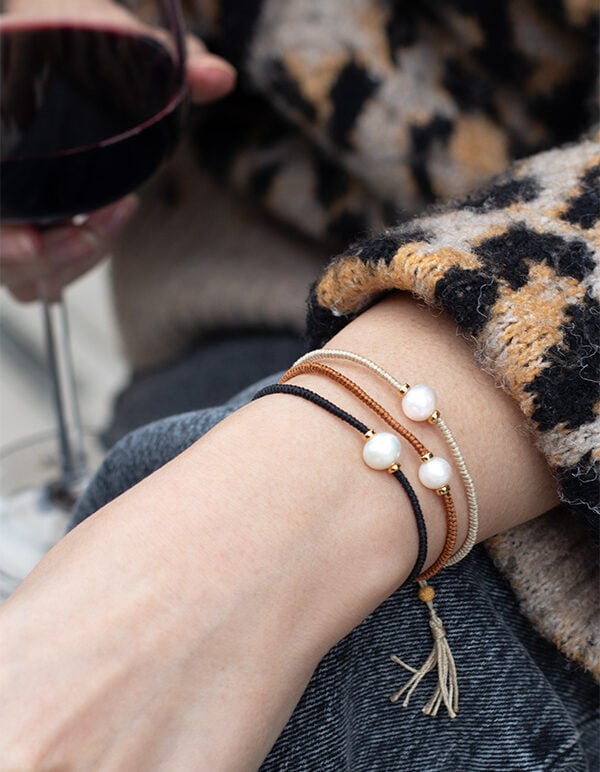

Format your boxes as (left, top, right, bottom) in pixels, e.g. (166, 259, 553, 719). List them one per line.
(281, 361, 457, 582)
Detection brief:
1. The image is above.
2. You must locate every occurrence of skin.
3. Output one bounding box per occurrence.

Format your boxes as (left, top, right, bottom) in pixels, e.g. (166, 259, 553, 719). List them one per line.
(0, 295, 558, 770)
(0, 0, 236, 301)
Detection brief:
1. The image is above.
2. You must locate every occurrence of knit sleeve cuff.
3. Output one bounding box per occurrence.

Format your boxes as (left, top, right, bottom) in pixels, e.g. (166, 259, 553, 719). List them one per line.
(306, 137, 600, 528)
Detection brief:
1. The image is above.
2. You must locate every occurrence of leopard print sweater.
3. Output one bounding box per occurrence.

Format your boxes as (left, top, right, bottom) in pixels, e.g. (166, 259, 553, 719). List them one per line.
(117, 0, 599, 676)
(307, 137, 600, 678)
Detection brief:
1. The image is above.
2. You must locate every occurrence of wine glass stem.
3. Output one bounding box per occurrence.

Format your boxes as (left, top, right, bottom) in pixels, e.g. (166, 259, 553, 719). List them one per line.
(42, 296, 87, 501)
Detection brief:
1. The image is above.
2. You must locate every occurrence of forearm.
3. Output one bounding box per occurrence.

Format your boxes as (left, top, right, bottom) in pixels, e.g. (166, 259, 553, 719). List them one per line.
(0, 294, 557, 769)
(43, 293, 557, 640)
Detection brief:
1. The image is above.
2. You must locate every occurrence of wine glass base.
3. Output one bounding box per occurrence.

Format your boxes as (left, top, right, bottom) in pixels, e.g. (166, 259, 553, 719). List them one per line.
(0, 431, 102, 602)
(0, 484, 76, 601)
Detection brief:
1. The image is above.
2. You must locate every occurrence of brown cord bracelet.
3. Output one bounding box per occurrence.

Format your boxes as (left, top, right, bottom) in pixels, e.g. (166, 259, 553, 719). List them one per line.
(281, 361, 457, 581)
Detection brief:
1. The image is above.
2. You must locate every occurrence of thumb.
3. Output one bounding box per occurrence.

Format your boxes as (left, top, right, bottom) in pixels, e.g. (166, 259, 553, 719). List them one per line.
(185, 34, 236, 104)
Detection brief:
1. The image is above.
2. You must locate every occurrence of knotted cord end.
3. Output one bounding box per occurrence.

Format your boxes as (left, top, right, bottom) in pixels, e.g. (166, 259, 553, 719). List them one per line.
(389, 581, 459, 719)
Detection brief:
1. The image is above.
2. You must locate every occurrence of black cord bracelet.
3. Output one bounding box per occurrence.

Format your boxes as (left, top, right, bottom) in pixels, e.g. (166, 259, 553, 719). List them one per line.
(253, 382, 428, 583)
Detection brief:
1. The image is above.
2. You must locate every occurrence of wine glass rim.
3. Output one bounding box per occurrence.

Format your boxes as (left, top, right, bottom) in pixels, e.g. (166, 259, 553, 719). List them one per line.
(1, 88, 187, 163)
(0, 19, 187, 163)
(0, 15, 173, 34)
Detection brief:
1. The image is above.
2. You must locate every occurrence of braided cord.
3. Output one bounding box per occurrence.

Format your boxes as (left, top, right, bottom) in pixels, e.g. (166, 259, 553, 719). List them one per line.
(292, 349, 478, 565)
(252, 382, 428, 582)
(281, 362, 457, 581)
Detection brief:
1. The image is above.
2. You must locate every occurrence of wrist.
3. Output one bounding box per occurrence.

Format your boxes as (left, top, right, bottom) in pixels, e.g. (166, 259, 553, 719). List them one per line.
(165, 394, 420, 655)
(95, 395, 420, 766)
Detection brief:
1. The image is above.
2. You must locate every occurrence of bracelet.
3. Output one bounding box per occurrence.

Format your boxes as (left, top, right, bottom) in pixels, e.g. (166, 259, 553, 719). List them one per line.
(286, 350, 475, 717)
(280, 362, 457, 582)
(252, 382, 428, 583)
(291, 348, 478, 565)
(255, 379, 459, 718)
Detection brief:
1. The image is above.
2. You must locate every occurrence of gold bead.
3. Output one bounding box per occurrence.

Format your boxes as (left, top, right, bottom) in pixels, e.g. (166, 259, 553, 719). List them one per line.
(363, 429, 375, 441)
(420, 451, 434, 463)
(418, 585, 435, 602)
(428, 410, 440, 424)
(398, 383, 410, 395)
(387, 463, 400, 474)
(436, 484, 451, 496)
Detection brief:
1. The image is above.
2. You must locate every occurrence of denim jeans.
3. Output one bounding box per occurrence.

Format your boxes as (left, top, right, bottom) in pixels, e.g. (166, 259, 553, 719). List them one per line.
(72, 375, 599, 771)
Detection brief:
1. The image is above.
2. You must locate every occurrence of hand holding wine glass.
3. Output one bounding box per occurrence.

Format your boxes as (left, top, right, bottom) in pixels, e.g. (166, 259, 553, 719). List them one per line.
(0, 0, 235, 302)
(0, 196, 139, 302)
(0, 0, 236, 552)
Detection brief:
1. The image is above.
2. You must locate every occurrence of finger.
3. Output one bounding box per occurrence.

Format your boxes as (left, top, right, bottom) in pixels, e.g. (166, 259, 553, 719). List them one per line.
(41, 226, 100, 266)
(1, 259, 49, 287)
(6, 283, 41, 303)
(2, 252, 59, 296)
(80, 194, 139, 243)
(2, 230, 88, 284)
(186, 41, 236, 103)
(2, 196, 138, 293)
(41, 195, 139, 265)
(187, 55, 237, 103)
(41, 251, 106, 301)
(8, 251, 105, 303)
(0, 226, 41, 261)
(185, 31, 208, 58)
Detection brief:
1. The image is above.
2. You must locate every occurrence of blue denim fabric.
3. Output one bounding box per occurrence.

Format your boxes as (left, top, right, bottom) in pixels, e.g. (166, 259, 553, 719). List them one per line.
(72, 375, 599, 771)
(102, 333, 308, 448)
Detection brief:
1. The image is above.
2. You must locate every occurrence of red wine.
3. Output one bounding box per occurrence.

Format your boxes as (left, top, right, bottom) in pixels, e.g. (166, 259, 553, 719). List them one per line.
(1, 24, 187, 222)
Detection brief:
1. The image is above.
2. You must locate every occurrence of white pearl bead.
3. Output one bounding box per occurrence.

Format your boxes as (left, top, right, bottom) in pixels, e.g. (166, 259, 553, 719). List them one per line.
(402, 384, 437, 422)
(418, 456, 452, 489)
(362, 432, 402, 470)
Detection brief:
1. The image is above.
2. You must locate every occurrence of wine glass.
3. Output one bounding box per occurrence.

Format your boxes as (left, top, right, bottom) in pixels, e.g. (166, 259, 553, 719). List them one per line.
(0, 0, 187, 587)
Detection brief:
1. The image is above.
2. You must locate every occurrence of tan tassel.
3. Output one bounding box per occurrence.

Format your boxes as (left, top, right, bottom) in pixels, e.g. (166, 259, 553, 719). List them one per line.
(389, 581, 459, 718)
